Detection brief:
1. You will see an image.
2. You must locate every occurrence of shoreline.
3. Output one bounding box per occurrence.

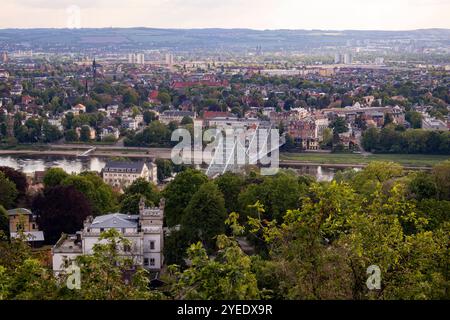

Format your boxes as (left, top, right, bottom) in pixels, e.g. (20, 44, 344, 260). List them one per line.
(0, 148, 440, 171)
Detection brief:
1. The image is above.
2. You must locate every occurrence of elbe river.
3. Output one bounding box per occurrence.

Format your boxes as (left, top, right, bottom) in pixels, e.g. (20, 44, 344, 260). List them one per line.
(0, 155, 351, 182)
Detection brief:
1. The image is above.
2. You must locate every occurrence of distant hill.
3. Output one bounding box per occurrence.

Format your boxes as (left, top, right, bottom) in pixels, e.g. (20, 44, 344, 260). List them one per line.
(0, 28, 449, 52)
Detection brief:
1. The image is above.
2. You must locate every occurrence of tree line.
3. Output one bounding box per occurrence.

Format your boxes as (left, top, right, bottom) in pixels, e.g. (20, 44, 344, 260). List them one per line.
(362, 125, 450, 155)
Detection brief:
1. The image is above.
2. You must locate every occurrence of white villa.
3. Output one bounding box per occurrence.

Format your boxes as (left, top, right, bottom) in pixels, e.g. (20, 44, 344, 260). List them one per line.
(52, 198, 165, 274)
(102, 161, 158, 189)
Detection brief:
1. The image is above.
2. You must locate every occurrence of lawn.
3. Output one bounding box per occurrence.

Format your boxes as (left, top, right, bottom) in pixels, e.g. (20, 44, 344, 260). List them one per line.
(280, 153, 450, 167)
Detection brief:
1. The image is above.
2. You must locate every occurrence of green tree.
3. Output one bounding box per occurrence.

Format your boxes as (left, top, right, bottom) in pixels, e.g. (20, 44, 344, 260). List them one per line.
(361, 127, 379, 152)
(120, 178, 159, 214)
(42, 123, 63, 143)
(407, 172, 438, 200)
(169, 235, 260, 300)
(182, 182, 227, 251)
(62, 173, 117, 216)
(157, 92, 171, 105)
(0, 172, 18, 209)
(43, 168, 69, 188)
(432, 160, 450, 200)
(238, 172, 304, 222)
(143, 111, 156, 125)
(406, 111, 423, 129)
(0, 206, 8, 236)
(79, 125, 92, 142)
(155, 159, 173, 182)
(180, 116, 193, 125)
(163, 169, 208, 227)
(329, 117, 349, 134)
(65, 129, 78, 142)
(215, 173, 245, 214)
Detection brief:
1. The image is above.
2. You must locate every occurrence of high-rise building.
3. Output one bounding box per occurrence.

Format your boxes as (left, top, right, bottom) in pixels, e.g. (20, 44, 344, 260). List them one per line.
(343, 53, 353, 64)
(335, 53, 353, 65)
(1, 52, 8, 63)
(165, 53, 174, 66)
(334, 53, 342, 64)
(128, 53, 145, 65)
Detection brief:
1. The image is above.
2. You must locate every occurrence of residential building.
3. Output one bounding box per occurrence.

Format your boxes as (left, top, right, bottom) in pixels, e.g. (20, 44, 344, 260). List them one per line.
(422, 116, 448, 131)
(102, 161, 158, 189)
(122, 117, 139, 130)
(159, 110, 196, 125)
(52, 198, 165, 273)
(100, 126, 120, 140)
(7, 208, 45, 246)
(76, 125, 96, 140)
(71, 103, 87, 115)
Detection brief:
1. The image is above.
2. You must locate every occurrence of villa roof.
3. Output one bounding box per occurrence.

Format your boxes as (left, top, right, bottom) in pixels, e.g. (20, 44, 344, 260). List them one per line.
(103, 161, 146, 172)
(90, 213, 139, 229)
(7, 208, 33, 216)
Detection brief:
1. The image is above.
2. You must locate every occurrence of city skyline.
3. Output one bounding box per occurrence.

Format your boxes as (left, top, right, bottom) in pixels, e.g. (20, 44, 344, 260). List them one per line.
(1, 0, 450, 30)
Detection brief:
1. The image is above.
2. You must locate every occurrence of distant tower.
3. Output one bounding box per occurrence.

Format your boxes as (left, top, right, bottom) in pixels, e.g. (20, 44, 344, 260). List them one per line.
(92, 58, 97, 83)
(84, 78, 88, 97)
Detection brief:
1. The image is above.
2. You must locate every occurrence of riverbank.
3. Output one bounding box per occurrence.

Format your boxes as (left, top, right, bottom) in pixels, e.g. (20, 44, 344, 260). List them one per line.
(1, 145, 448, 169)
(280, 152, 449, 168)
(0, 145, 173, 159)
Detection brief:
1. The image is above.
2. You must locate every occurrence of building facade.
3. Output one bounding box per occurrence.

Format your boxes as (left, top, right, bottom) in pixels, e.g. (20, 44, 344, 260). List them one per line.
(102, 161, 158, 189)
(7, 208, 45, 245)
(52, 198, 165, 273)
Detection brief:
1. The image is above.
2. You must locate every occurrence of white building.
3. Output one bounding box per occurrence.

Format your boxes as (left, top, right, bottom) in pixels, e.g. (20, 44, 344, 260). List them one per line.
(165, 53, 174, 66)
(314, 118, 330, 141)
(100, 126, 120, 141)
(128, 53, 145, 65)
(422, 116, 448, 131)
(102, 161, 158, 188)
(159, 110, 196, 125)
(70, 104, 87, 115)
(52, 199, 165, 273)
(343, 53, 353, 65)
(122, 117, 139, 130)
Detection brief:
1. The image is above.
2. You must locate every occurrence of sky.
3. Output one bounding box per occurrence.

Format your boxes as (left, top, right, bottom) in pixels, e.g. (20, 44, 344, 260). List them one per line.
(1, 0, 449, 30)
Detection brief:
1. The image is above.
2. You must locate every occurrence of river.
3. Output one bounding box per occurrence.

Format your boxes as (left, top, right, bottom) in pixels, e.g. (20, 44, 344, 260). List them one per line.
(0, 155, 355, 181)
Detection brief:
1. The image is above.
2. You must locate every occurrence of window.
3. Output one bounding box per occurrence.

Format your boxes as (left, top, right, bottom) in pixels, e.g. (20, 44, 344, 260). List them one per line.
(150, 241, 155, 250)
(100, 228, 105, 233)
(150, 258, 156, 267)
(124, 244, 131, 252)
(63, 256, 70, 268)
(144, 258, 149, 266)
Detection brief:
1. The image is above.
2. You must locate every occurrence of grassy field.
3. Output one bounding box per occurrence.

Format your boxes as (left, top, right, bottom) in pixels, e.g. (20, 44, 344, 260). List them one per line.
(281, 153, 450, 167)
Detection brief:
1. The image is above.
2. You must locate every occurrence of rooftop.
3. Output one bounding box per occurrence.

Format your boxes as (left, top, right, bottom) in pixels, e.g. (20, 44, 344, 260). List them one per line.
(89, 213, 139, 229)
(11, 231, 44, 242)
(7, 208, 33, 216)
(103, 161, 146, 172)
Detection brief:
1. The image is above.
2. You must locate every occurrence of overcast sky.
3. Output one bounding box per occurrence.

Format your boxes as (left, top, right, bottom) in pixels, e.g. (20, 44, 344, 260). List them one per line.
(1, 0, 449, 30)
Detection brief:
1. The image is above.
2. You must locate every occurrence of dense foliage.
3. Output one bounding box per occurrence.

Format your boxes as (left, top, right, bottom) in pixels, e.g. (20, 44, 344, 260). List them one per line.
(0, 161, 449, 300)
(362, 125, 450, 154)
